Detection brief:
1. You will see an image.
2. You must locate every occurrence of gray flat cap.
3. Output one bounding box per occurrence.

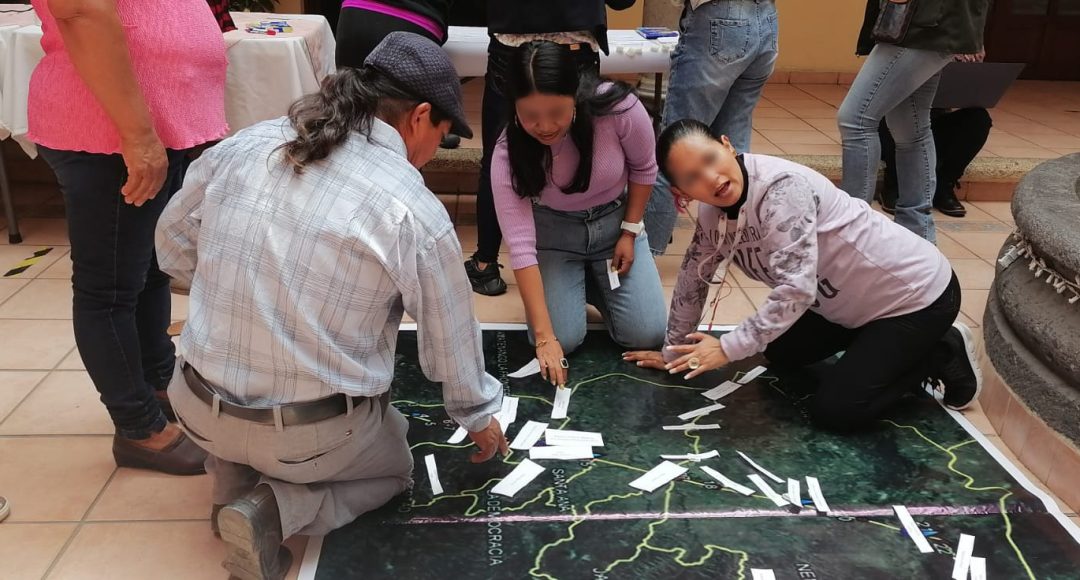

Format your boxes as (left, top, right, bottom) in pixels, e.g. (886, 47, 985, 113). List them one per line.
(364, 32, 472, 139)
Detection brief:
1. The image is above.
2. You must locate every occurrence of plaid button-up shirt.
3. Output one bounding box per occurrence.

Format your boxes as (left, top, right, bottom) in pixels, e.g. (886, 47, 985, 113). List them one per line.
(156, 118, 502, 432)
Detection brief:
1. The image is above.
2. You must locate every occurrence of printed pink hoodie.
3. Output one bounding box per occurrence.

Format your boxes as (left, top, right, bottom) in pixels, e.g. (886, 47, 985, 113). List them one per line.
(664, 154, 953, 363)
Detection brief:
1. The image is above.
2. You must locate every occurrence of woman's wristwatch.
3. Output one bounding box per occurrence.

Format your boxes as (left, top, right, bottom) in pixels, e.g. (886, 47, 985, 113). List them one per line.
(621, 220, 644, 237)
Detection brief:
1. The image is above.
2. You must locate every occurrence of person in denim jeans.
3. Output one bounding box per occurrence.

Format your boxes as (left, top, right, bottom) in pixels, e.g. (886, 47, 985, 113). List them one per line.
(492, 42, 666, 387)
(838, 0, 991, 242)
(644, 0, 778, 256)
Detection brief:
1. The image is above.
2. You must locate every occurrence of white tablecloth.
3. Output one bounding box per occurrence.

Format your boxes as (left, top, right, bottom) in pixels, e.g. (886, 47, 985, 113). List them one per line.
(443, 26, 677, 78)
(0, 9, 336, 157)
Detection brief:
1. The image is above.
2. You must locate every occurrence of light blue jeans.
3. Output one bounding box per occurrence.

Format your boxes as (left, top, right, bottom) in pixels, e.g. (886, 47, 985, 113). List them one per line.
(532, 197, 667, 354)
(838, 43, 952, 243)
(645, 0, 779, 255)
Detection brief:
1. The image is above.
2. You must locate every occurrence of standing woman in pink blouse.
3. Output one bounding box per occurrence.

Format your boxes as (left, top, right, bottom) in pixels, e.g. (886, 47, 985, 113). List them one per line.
(28, 0, 227, 474)
(493, 41, 666, 386)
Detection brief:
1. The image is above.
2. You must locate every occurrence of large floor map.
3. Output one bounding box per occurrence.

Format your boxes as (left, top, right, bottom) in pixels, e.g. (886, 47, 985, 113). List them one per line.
(305, 326, 1080, 579)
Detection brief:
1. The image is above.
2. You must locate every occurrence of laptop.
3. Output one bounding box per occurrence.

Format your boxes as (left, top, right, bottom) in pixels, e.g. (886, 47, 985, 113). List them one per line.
(932, 62, 1026, 109)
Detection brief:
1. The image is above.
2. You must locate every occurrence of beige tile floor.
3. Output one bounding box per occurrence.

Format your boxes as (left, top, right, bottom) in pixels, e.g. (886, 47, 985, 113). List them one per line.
(2, 79, 1080, 578)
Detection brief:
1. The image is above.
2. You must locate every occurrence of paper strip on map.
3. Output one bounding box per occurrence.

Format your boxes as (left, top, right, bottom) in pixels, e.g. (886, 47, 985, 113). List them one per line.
(497, 396, 519, 431)
(893, 505, 934, 553)
(951, 534, 975, 580)
(508, 359, 541, 378)
(529, 445, 594, 460)
(738, 365, 767, 384)
(545, 429, 604, 447)
(785, 478, 802, 508)
(662, 423, 721, 431)
(751, 569, 776, 580)
(700, 466, 755, 496)
(509, 421, 548, 450)
(748, 474, 790, 507)
(491, 459, 546, 497)
(702, 380, 743, 401)
(969, 557, 986, 580)
(629, 461, 688, 492)
(551, 387, 571, 420)
(606, 259, 621, 290)
(737, 451, 784, 484)
(447, 427, 468, 444)
(805, 476, 832, 514)
(424, 454, 443, 496)
(660, 450, 719, 462)
(678, 402, 726, 421)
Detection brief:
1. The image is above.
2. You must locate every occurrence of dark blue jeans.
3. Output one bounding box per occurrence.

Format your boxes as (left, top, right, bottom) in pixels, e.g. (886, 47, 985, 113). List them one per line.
(39, 147, 189, 439)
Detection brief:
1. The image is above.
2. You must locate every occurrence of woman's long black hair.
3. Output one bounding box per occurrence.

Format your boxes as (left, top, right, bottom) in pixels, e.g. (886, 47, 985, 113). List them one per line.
(505, 41, 637, 199)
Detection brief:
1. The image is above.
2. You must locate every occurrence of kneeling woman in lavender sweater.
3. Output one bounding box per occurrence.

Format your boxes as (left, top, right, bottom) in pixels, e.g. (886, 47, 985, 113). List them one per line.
(493, 41, 667, 387)
(625, 120, 983, 432)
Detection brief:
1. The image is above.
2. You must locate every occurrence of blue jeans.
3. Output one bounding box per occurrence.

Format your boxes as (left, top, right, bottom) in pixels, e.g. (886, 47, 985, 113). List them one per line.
(645, 0, 779, 255)
(838, 43, 952, 242)
(532, 198, 667, 354)
(39, 147, 189, 439)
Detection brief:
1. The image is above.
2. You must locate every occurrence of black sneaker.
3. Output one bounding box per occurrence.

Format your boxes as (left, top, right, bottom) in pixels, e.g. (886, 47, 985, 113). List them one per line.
(218, 485, 291, 580)
(934, 322, 983, 410)
(464, 256, 507, 296)
(934, 182, 967, 218)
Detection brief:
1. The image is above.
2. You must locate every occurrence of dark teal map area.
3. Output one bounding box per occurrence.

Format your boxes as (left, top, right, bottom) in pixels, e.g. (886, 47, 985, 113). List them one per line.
(313, 329, 1080, 579)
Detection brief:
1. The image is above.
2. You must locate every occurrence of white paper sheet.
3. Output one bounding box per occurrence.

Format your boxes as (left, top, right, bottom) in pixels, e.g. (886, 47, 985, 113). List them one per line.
(629, 461, 688, 492)
(509, 421, 548, 451)
(952, 534, 975, 580)
(893, 505, 934, 554)
(751, 570, 776, 580)
(551, 387, 571, 420)
(702, 380, 743, 401)
(969, 557, 986, 580)
(447, 427, 468, 444)
(606, 259, 621, 290)
(545, 429, 604, 447)
(497, 396, 520, 432)
(678, 403, 726, 421)
(529, 445, 595, 460)
(508, 358, 542, 378)
(785, 478, 802, 509)
(660, 450, 720, 462)
(737, 451, 784, 484)
(490, 459, 546, 498)
(738, 365, 767, 384)
(424, 454, 443, 496)
(805, 476, 832, 515)
(662, 423, 721, 431)
(700, 466, 755, 496)
(748, 474, 790, 507)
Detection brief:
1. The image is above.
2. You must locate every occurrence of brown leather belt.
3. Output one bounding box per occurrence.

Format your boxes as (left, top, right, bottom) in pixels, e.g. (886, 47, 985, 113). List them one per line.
(182, 363, 375, 427)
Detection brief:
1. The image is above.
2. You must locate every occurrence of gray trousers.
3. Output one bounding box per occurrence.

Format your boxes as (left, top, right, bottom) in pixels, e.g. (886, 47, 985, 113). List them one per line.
(168, 365, 414, 537)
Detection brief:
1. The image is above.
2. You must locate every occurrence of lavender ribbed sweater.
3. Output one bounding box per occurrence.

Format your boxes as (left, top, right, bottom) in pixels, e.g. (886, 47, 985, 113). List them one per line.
(491, 92, 658, 270)
(28, 0, 228, 154)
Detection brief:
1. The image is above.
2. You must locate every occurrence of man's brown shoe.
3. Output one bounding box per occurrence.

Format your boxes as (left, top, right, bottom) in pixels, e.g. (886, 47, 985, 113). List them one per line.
(218, 485, 290, 580)
(112, 430, 207, 476)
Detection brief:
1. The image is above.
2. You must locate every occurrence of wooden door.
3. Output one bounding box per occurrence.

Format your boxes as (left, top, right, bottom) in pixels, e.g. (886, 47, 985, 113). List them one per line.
(985, 0, 1080, 80)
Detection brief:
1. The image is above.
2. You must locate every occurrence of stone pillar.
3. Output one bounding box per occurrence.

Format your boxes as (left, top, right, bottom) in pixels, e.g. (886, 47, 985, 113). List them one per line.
(638, 0, 683, 106)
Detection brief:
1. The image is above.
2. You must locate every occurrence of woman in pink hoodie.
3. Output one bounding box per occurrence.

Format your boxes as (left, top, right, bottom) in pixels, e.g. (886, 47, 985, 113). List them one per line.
(625, 119, 982, 432)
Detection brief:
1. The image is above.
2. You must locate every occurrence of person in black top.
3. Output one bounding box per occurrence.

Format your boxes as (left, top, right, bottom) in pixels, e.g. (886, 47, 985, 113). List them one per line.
(464, 0, 636, 297)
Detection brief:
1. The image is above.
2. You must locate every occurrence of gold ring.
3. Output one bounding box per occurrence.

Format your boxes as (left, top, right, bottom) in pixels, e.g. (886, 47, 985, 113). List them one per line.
(688, 357, 701, 370)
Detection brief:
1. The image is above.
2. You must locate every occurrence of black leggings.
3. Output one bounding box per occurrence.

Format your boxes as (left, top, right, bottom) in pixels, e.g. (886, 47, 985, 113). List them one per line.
(880, 108, 992, 198)
(764, 273, 961, 432)
(335, 7, 442, 68)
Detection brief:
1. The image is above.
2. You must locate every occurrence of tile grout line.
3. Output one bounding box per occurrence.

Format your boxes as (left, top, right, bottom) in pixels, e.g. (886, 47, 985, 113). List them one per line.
(0, 344, 81, 430)
(41, 466, 120, 580)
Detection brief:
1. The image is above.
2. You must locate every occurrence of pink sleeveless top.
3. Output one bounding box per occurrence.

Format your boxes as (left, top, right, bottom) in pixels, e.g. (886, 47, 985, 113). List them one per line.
(28, 0, 228, 154)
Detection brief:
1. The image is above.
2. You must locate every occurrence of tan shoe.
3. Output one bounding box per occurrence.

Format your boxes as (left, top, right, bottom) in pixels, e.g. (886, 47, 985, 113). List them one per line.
(218, 485, 290, 580)
(113, 429, 207, 476)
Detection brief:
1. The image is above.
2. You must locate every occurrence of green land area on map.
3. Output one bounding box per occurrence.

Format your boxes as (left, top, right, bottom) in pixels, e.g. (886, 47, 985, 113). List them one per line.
(317, 330, 1080, 580)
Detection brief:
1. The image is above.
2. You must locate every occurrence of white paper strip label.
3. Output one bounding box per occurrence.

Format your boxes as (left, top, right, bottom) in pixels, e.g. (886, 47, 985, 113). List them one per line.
(951, 534, 975, 580)
(447, 427, 468, 444)
(737, 451, 784, 484)
(700, 466, 755, 496)
(424, 454, 443, 496)
(751, 570, 776, 580)
(545, 429, 604, 447)
(491, 459, 546, 498)
(738, 365, 767, 384)
(893, 505, 934, 554)
(529, 445, 595, 460)
(662, 423, 721, 431)
(805, 476, 832, 514)
(748, 474, 790, 507)
(785, 478, 802, 509)
(551, 387, 571, 420)
(509, 420, 548, 450)
(629, 461, 688, 493)
(969, 557, 986, 580)
(702, 380, 743, 401)
(660, 450, 719, 462)
(497, 396, 520, 431)
(678, 403, 726, 421)
(509, 359, 541, 378)
(606, 259, 621, 290)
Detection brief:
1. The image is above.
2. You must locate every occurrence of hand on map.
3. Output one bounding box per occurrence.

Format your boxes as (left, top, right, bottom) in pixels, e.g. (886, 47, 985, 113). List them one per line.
(622, 350, 666, 370)
(468, 417, 510, 463)
(536, 338, 568, 387)
(664, 333, 730, 379)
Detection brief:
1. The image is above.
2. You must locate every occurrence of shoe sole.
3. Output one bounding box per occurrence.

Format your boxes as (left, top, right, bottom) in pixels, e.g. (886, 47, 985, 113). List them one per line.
(218, 506, 288, 580)
(945, 322, 983, 411)
(112, 446, 207, 476)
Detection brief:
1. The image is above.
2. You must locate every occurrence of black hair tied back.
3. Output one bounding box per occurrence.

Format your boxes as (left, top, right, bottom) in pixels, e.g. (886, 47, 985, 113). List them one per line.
(656, 118, 716, 184)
